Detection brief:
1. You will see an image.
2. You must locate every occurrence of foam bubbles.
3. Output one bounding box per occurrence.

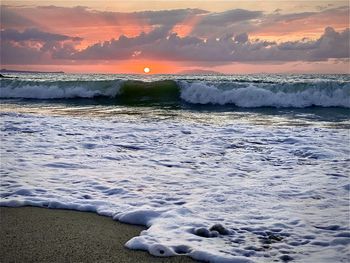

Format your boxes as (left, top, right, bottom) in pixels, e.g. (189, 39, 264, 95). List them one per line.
(149, 244, 175, 257)
(1, 97, 349, 262)
(0, 79, 123, 99)
(179, 81, 350, 108)
(1, 75, 349, 108)
(115, 210, 162, 227)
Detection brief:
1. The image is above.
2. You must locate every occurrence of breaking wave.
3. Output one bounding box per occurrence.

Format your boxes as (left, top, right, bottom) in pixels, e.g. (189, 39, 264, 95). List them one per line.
(1, 78, 349, 108)
(179, 81, 350, 108)
(0, 79, 123, 99)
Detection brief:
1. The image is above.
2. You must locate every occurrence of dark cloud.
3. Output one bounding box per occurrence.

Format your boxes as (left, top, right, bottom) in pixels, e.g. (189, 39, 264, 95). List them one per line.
(1, 28, 83, 42)
(308, 27, 350, 60)
(198, 9, 262, 26)
(1, 5, 349, 67)
(0, 5, 37, 28)
(277, 27, 349, 59)
(1, 25, 348, 65)
(3, 5, 348, 40)
(252, 6, 350, 36)
(2, 5, 207, 29)
(271, 12, 315, 23)
(0, 41, 46, 64)
(191, 9, 262, 38)
(136, 9, 208, 26)
(56, 27, 349, 63)
(0, 28, 83, 65)
(235, 33, 249, 43)
(68, 26, 172, 60)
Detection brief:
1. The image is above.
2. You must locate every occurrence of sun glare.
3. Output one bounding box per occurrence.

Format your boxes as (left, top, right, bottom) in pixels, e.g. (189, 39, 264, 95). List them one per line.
(143, 67, 150, 73)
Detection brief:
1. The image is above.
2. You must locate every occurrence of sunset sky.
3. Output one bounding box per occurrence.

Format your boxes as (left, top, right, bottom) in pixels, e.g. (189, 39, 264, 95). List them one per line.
(1, 1, 349, 74)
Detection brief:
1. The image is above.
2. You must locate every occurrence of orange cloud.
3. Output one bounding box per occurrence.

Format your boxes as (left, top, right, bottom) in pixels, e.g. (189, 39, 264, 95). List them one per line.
(2, 5, 349, 74)
(250, 7, 349, 41)
(172, 14, 204, 37)
(213, 60, 350, 74)
(5, 6, 153, 49)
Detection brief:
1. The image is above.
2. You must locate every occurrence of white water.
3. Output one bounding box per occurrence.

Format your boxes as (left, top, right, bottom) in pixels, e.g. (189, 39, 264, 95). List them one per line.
(179, 81, 350, 108)
(1, 106, 349, 262)
(1, 73, 349, 108)
(0, 80, 123, 99)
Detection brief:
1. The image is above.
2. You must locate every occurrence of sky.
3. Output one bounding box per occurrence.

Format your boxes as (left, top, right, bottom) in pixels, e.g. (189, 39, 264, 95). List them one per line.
(1, 1, 349, 74)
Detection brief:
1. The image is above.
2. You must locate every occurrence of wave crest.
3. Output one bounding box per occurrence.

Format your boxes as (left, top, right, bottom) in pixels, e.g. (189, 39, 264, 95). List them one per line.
(179, 81, 350, 108)
(0, 79, 123, 99)
(1, 78, 349, 108)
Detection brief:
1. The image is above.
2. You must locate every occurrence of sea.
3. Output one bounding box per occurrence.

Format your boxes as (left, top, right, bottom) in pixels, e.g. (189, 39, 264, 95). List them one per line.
(0, 73, 349, 263)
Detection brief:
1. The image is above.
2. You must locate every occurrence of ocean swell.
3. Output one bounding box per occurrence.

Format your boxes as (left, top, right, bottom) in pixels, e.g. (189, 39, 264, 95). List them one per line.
(0, 79, 123, 99)
(179, 81, 350, 108)
(1, 78, 349, 108)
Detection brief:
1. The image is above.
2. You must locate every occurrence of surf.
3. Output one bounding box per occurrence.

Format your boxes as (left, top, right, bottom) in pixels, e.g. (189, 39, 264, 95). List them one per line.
(1, 77, 349, 108)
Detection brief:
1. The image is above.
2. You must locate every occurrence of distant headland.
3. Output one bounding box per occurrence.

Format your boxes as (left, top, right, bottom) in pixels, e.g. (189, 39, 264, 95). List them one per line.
(0, 69, 64, 74)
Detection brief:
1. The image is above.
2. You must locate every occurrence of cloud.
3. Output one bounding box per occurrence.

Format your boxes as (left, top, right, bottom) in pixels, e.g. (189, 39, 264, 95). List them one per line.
(0, 5, 38, 28)
(1, 5, 210, 47)
(1, 28, 83, 42)
(0, 41, 47, 64)
(55, 27, 349, 63)
(190, 9, 262, 38)
(235, 33, 249, 43)
(0, 28, 82, 65)
(307, 27, 350, 60)
(66, 26, 172, 60)
(198, 9, 262, 26)
(3, 5, 348, 43)
(250, 6, 350, 39)
(3, 26, 348, 65)
(136, 9, 208, 27)
(1, 5, 206, 30)
(1, 5, 349, 68)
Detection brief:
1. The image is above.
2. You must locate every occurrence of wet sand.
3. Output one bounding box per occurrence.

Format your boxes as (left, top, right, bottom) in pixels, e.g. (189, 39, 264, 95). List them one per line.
(0, 207, 195, 263)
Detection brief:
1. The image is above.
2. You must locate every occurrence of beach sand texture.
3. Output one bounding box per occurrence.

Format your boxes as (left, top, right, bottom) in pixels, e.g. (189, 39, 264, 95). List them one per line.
(0, 207, 196, 263)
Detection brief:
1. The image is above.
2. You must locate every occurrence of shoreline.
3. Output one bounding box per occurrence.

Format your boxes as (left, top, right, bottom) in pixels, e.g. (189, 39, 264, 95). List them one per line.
(0, 206, 195, 263)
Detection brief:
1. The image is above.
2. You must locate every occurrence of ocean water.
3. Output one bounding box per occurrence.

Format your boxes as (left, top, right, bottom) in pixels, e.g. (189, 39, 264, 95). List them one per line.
(0, 73, 349, 262)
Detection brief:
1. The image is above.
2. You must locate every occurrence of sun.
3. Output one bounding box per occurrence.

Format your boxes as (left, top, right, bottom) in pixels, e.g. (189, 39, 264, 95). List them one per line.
(143, 67, 150, 73)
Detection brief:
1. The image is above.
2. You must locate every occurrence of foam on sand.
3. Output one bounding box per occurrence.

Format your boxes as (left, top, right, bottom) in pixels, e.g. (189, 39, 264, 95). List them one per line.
(1, 109, 349, 262)
(0, 207, 194, 263)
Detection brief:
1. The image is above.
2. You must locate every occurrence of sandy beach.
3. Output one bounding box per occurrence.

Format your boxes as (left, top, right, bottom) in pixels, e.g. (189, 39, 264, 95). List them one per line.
(0, 207, 195, 263)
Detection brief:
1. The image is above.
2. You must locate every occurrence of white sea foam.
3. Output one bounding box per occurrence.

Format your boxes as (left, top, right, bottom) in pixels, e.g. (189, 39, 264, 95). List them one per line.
(179, 81, 350, 108)
(0, 80, 123, 99)
(1, 76, 349, 108)
(1, 108, 349, 263)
